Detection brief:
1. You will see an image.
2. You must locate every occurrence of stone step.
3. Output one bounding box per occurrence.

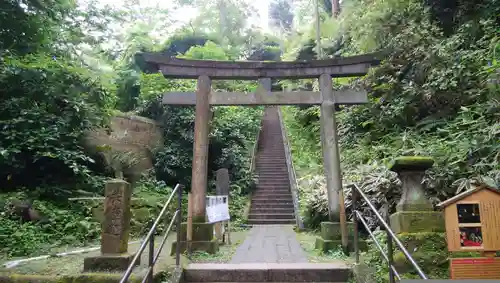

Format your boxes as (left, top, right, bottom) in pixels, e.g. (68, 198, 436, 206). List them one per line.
(251, 203, 294, 209)
(257, 174, 289, 179)
(247, 218, 296, 225)
(256, 166, 287, 169)
(256, 179, 290, 183)
(257, 156, 286, 159)
(253, 190, 291, 194)
(257, 180, 290, 183)
(252, 193, 292, 198)
(252, 195, 293, 201)
(248, 213, 296, 220)
(252, 196, 293, 201)
(250, 208, 295, 214)
(256, 171, 288, 175)
(255, 186, 291, 191)
(257, 183, 290, 187)
(251, 199, 293, 206)
(257, 176, 289, 180)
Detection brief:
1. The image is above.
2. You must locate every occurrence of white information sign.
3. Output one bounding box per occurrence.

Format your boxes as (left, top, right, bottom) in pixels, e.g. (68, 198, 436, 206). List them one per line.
(206, 195, 230, 223)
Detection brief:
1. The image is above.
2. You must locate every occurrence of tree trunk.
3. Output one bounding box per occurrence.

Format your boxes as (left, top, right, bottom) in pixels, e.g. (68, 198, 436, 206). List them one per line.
(332, 0, 340, 17)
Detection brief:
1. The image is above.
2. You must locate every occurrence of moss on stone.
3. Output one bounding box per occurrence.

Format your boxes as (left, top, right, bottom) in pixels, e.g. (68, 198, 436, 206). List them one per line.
(177, 222, 214, 242)
(362, 231, 450, 280)
(390, 211, 445, 234)
(389, 156, 434, 172)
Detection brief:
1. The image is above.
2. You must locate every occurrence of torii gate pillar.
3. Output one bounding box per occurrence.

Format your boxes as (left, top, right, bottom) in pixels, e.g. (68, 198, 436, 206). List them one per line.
(172, 75, 220, 255)
(191, 75, 211, 221)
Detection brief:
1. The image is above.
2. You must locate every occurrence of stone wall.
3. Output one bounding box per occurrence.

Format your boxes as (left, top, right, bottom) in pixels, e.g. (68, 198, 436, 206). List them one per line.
(83, 113, 163, 181)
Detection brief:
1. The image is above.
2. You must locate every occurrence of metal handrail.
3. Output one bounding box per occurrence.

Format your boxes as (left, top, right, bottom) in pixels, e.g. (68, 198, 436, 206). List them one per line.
(349, 183, 428, 281)
(277, 106, 304, 230)
(120, 184, 183, 283)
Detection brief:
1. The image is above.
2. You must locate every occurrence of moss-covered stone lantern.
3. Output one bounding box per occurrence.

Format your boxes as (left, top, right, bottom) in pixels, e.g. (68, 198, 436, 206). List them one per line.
(389, 156, 445, 234)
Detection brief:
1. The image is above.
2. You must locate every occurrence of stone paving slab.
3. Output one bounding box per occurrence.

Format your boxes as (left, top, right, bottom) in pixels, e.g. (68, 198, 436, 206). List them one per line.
(187, 262, 350, 270)
(229, 225, 308, 264)
(185, 262, 351, 282)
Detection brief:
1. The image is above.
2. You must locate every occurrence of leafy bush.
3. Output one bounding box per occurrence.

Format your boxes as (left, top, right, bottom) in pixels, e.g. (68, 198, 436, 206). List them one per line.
(0, 192, 100, 258)
(0, 54, 112, 193)
(282, 0, 499, 230)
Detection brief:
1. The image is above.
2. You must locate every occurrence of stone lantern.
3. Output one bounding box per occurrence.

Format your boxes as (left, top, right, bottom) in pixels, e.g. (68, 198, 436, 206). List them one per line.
(389, 156, 444, 233)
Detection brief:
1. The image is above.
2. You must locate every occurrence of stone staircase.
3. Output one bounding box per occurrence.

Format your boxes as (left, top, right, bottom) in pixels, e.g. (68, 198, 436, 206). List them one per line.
(248, 107, 296, 225)
(182, 263, 351, 283)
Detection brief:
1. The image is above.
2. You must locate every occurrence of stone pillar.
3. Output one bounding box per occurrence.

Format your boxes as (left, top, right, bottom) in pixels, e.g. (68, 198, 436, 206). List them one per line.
(171, 76, 218, 255)
(215, 168, 230, 243)
(388, 156, 446, 274)
(315, 74, 350, 252)
(389, 156, 444, 233)
(319, 74, 342, 221)
(84, 179, 139, 272)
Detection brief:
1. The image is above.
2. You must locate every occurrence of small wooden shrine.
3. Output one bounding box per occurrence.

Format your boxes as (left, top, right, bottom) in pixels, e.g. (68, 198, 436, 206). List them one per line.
(437, 182, 500, 279)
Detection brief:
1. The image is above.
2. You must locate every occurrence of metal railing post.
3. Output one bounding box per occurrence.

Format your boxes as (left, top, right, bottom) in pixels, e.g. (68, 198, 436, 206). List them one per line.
(352, 188, 359, 264)
(147, 234, 154, 283)
(176, 185, 182, 266)
(385, 206, 395, 283)
(347, 184, 428, 280)
(120, 184, 182, 283)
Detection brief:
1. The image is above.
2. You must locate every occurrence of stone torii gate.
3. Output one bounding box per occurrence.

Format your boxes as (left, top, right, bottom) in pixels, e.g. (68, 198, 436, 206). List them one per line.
(140, 53, 380, 253)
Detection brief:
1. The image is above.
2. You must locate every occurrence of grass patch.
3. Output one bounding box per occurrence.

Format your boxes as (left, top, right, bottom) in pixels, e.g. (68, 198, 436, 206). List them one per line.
(188, 229, 249, 263)
(0, 234, 187, 277)
(296, 231, 352, 263)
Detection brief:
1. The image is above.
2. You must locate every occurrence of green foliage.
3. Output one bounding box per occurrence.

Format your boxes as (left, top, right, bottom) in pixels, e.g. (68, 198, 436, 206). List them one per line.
(0, 192, 100, 258)
(361, 232, 450, 282)
(0, 0, 74, 54)
(0, 54, 111, 191)
(282, 0, 500, 230)
(179, 41, 228, 60)
(161, 34, 217, 57)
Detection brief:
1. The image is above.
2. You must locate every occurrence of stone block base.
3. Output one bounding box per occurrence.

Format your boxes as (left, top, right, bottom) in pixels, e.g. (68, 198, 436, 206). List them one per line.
(390, 211, 444, 234)
(314, 237, 368, 252)
(178, 222, 214, 241)
(315, 221, 367, 252)
(320, 222, 355, 241)
(171, 239, 219, 255)
(83, 253, 139, 272)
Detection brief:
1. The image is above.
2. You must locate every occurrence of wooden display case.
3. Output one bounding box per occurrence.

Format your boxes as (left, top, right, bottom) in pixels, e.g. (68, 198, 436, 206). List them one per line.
(438, 183, 500, 279)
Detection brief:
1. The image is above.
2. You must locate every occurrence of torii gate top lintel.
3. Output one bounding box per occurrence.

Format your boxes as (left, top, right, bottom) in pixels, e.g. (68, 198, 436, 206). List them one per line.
(140, 52, 382, 80)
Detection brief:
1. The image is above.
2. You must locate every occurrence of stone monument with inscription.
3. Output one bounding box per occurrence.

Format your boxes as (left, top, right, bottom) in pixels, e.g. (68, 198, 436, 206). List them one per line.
(84, 179, 139, 272)
(215, 168, 230, 243)
(216, 168, 230, 195)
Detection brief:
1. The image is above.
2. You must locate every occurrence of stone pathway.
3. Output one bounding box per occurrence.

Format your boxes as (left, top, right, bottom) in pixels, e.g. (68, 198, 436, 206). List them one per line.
(230, 225, 308, 263)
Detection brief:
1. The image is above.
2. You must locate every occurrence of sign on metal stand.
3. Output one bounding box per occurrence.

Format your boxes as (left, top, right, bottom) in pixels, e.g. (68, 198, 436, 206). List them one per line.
(206, 195, 230, 244)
